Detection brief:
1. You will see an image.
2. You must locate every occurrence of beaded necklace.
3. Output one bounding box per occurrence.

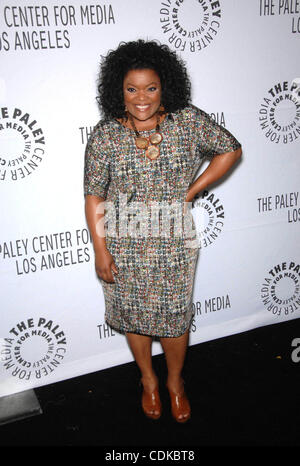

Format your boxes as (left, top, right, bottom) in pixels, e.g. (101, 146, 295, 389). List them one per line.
(128, 112, 163, 160)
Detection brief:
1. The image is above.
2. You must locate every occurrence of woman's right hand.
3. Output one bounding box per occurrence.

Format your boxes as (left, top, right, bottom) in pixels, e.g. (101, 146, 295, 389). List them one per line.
(95, 248, 119, 283)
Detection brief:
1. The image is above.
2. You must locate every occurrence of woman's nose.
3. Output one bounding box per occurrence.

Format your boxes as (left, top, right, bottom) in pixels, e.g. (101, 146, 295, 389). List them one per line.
(136, 91, 147, 101)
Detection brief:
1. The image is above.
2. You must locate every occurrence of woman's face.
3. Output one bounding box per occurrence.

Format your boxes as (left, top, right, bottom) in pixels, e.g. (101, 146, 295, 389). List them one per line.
(123, 68, 162, 125)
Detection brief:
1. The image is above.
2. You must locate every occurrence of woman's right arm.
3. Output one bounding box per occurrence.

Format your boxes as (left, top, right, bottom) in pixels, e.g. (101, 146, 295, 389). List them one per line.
(85, 194, 118, 283)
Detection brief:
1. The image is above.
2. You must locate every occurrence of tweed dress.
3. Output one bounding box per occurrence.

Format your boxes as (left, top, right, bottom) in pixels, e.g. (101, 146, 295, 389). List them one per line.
(84, 104, 241, 337)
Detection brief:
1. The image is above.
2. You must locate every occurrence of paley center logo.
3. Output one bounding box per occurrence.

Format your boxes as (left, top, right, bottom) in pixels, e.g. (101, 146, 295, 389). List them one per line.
(192, 189, 225, 248)
(0, 106, 45, 181)
(259, 78, 300, 144)
(159, 0, 222, 53)
(0, 317, 67, 381)
(261, 261, 300, 317)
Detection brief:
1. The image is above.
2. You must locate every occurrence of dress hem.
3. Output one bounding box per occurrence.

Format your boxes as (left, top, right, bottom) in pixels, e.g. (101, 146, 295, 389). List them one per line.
(105, 317, 192, 339)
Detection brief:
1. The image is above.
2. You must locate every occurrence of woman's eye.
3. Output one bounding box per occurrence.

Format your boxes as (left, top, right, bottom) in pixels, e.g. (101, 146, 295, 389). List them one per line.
(148, 87, 157, 92)
(127, 87, 136, 93)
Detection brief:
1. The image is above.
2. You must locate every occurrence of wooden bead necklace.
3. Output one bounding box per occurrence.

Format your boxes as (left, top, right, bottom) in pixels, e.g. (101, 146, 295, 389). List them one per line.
(128, 112, 163, 160)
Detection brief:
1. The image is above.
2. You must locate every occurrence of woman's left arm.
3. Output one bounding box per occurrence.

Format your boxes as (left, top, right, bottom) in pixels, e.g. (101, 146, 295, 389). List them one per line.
(185, 147, 242, 203)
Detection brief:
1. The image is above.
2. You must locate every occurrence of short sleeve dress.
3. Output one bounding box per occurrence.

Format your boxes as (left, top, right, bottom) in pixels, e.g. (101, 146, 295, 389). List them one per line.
(84, 104, 241, 338)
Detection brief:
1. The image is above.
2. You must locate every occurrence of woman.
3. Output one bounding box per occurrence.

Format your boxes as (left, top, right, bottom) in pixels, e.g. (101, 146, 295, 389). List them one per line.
(84, 40, 242, 423)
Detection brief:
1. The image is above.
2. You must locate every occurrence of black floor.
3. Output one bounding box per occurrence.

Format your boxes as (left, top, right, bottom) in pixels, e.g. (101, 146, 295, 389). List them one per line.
(1, 318, 300, 449)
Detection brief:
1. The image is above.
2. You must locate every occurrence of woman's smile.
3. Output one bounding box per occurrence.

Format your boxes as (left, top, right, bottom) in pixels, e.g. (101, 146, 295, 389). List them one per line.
(135, 104, 151, 111)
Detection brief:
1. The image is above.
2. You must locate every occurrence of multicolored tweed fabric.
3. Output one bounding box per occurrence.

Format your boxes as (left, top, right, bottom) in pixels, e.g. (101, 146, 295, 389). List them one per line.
(84, 104, 241, 337)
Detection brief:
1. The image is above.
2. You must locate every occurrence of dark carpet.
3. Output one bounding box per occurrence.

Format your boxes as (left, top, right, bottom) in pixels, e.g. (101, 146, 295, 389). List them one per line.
(1, 318, 299, 449)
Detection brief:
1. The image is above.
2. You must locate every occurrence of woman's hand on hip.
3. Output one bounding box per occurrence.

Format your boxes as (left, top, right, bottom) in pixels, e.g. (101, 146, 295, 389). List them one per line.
(184, 189, 196, 215)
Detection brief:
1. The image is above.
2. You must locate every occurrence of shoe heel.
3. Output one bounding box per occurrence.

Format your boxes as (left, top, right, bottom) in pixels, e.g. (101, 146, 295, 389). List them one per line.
(140, 379, 162, 420)
(166, 381, 191, 423)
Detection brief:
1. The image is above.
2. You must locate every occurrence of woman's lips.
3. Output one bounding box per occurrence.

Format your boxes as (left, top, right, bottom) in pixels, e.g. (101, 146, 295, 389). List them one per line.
(135, 104, 151, 111)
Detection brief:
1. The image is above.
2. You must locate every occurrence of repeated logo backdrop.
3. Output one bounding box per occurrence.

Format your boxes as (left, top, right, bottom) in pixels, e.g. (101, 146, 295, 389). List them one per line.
(0, 0, 299, 397)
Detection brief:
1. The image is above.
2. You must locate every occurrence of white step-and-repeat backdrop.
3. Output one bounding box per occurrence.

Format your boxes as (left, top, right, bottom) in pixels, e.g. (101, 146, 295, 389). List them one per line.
(1, 0, 299, 397)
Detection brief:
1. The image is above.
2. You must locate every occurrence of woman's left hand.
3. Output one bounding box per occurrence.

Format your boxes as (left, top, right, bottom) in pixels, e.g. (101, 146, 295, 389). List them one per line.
(183, 188, 196, 215)
(183, 148, 242, 214)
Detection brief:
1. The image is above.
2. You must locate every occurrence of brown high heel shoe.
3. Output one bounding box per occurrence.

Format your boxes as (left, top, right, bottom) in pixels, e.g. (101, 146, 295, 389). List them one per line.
(140, 379, 162, 420)
(166, 381, 191, 423)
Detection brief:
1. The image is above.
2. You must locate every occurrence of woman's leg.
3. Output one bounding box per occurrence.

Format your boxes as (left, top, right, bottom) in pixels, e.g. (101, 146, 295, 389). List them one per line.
(160, 328, 189, 391)
(125, 332, 156, 385)
(125, 332, 160, 417)
(160, 328, 190, 421)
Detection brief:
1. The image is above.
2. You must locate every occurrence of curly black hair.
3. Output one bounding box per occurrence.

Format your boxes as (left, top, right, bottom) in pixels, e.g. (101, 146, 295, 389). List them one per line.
(97, 39, 191, 119)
